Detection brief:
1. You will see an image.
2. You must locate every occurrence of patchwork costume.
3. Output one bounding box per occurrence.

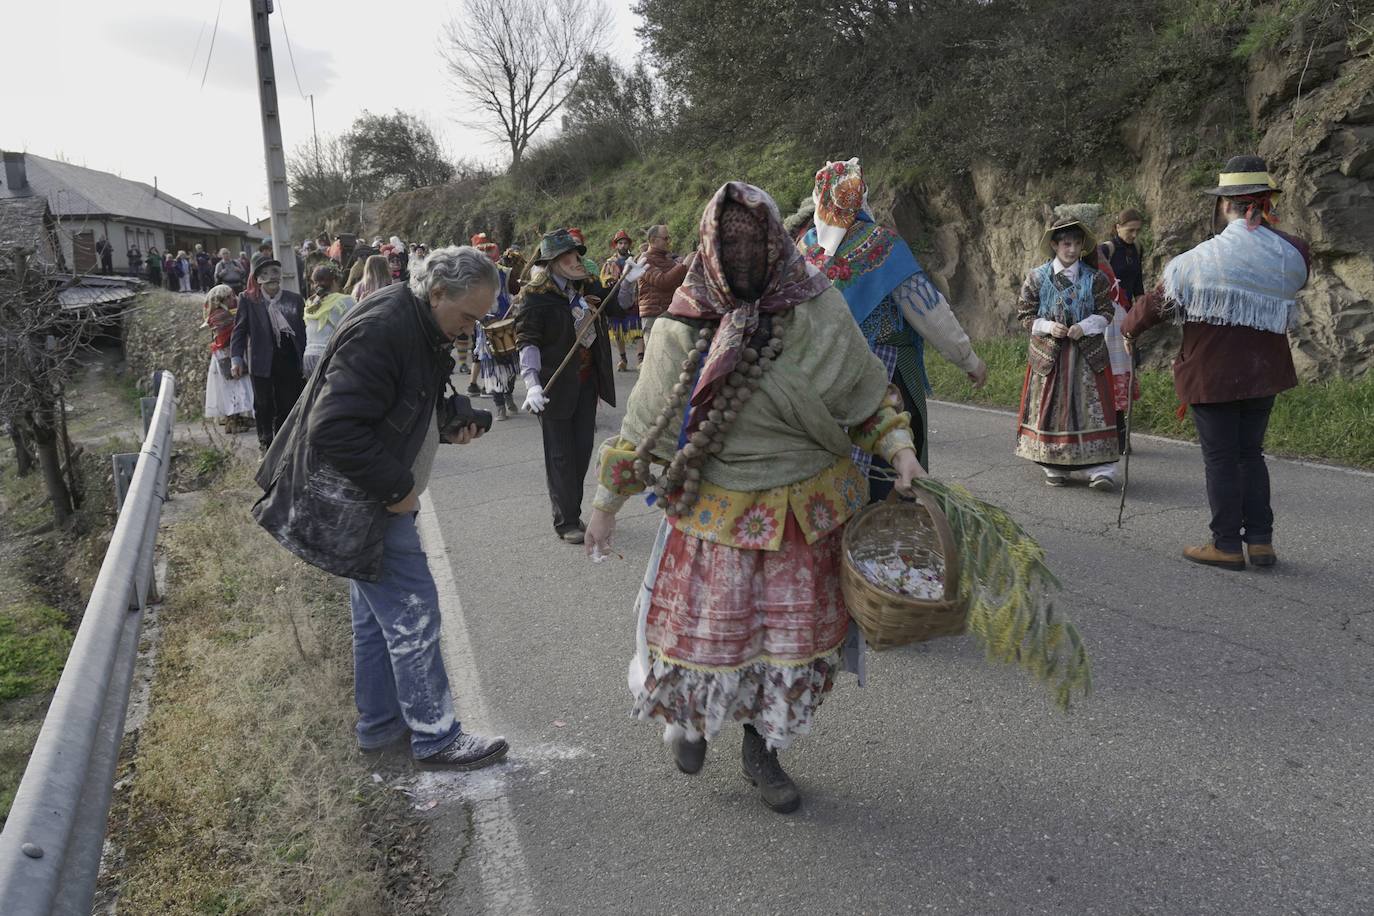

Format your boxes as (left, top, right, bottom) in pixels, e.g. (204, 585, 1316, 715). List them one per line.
(601, 229, 644, 368)
(593, 183, 915, 755)
(1014, 219, 1121, 483)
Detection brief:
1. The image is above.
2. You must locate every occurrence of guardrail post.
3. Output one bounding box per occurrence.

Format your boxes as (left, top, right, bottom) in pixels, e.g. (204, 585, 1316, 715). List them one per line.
(139, 397, 157, 438)
(111, 453, 138, 514)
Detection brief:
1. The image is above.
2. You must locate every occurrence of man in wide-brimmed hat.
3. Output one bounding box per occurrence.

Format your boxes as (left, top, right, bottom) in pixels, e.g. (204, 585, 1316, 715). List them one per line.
(1124, 155, 1311, 571)
(600, 229, 644, 371)
(231, 257, 308, 451)
(516, 228, 627, 542)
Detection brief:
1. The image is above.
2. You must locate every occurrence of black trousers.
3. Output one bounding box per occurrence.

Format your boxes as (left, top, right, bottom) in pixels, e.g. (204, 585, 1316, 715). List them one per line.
(538, 379, 598, 534)
(252, 343, 304, 449)
(1190, 395, 1276, 552)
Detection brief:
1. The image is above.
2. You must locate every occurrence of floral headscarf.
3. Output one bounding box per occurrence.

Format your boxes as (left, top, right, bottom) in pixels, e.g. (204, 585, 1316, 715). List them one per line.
(812, 158, 868, 257)
(668, 181, 830, 434)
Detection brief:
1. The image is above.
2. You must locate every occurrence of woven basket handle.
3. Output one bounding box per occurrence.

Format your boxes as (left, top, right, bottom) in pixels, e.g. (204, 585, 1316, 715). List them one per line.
(884, 485, 961, 604)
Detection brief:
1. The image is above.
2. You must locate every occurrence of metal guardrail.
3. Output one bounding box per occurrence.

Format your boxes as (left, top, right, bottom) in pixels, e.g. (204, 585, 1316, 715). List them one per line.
(0, 372, 176, 915)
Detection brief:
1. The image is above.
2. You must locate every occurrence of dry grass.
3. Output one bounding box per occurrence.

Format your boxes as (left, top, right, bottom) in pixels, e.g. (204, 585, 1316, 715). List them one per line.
(106, 459, 428, 914)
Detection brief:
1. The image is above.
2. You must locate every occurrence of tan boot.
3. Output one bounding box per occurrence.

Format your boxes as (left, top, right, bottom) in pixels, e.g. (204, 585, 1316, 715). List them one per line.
(1183, 543, 1246, 571)
(1246, 543, 1277, 567)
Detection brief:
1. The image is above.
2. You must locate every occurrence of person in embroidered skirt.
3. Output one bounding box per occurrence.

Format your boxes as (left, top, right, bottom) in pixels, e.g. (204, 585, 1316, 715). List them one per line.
(584, 182, 924, 815)
(601, 229, 644, 371)
(516, 228, 626, 543)
(470, 234, 520, 421)
(1123, 156, 1308, 571)
(303, 264, 356, 376)
(798, 159, 986, 498)
(1014, 216, 1121, 489)
(202, 284, 255, 429)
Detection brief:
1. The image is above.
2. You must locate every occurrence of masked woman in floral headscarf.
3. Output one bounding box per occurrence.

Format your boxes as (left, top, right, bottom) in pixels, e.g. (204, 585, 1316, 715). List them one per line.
(584, 182, 924, 815)
(798, 159, 986, 499)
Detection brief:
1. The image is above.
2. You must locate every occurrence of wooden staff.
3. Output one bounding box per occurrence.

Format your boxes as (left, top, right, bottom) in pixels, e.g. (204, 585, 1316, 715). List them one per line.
(538, 272, 630, 401)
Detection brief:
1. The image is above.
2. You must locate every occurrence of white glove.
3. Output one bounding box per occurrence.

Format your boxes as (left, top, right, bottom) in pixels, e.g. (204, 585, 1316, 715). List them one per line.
(523, 384, 548, 414)
(623, 258, 648, 283)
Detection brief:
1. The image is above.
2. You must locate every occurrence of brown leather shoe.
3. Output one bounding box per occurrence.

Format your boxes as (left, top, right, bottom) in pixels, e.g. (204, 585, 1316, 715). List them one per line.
(1247, 544, 1277, 567)
(1183, 544, 1246, 571)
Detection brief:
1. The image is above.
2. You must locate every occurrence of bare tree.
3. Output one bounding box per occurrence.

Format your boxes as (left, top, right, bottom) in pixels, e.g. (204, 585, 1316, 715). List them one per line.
(441, 0, 612, 167)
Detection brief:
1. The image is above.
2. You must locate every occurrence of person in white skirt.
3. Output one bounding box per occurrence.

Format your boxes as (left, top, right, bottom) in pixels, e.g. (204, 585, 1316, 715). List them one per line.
(203, 284, 255, 428)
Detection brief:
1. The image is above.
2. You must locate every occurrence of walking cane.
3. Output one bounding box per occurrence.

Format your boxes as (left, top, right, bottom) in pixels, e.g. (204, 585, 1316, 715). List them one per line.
(1116, 353, 1136, 529)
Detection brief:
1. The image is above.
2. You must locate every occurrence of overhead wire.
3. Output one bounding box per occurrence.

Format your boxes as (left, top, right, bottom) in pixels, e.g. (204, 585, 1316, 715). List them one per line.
(275, 0, 310, 101)
(185, 16, 209, 77)
(199, 0, 225, 91)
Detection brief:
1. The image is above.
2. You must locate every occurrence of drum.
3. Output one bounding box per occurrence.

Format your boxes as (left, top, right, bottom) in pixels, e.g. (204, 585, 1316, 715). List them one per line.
(482, 316, 519, 358)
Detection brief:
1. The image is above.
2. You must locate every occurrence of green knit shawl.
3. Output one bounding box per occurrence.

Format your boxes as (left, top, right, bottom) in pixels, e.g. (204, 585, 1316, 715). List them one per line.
(619, 286, 891, 492)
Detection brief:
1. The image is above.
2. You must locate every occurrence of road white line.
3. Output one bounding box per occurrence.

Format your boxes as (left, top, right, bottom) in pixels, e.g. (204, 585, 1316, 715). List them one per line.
(416, 497, 537, 916)
(929, 398, 1374, 478)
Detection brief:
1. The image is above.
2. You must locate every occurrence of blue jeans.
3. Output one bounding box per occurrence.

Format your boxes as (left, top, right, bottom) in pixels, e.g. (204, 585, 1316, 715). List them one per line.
(349, 512, 462, 757)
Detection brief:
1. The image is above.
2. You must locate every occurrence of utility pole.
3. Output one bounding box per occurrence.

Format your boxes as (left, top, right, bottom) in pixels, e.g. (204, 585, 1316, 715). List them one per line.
(310, 93, 321, 171)
(249, 0, 298, 294)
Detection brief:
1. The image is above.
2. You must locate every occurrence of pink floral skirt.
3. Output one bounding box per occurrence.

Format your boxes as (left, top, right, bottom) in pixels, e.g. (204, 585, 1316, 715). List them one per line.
(632, 512, 849, 749)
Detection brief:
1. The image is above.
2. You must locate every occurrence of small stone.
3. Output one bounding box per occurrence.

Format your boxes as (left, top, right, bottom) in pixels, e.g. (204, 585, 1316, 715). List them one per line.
(768, 337, 782, 351)
(747, 365, 764, 379)
(679, 371, 693, 384)
(707, 409, 723, 423)
(690, 431, 709, 448)
(708, 441, 724, 454)
(698, 327, 713, 340)
(722, 410, 737, 423)
(720, 386, 736, 399)
(672, 382, 687, 397)
(760, 347, 776, 361)
(742, 348, 759, 363)
(682, 443, 700, 459)
(695, 339, 710, 352)
(727, 372, 745, 387)
(699, 421, 716, 435)
(737, 387, 753, 403)
(686, 467, 702, 481)
(683, 479, 700, 494)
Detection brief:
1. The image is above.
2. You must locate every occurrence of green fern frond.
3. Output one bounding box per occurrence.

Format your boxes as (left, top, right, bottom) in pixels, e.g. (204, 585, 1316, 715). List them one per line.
(913, 478, 1091, 710)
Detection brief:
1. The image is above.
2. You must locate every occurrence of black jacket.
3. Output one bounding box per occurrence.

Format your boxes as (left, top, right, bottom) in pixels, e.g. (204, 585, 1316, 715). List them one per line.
(514, 276, 625, 421)
(230, 289, 307, 377)
(251, 282, 454, 581)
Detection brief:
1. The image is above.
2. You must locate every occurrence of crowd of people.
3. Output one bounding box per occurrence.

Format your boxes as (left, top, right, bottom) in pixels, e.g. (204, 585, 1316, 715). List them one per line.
(223, 151, 1306, 813)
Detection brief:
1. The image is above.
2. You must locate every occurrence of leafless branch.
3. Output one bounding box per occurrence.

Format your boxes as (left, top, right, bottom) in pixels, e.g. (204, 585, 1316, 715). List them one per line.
(440, 0, 611, 166)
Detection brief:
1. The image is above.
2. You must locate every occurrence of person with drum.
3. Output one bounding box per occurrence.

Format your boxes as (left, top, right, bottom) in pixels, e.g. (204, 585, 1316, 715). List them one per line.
(470, 234, 521, 421)
(583, 183, 924, 814)
(515, 228, 627, 543)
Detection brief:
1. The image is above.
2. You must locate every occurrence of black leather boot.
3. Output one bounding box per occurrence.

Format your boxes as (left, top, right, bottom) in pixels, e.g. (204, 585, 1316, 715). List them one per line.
(740, 724, 801, 814)
(671, 734, 707, 774)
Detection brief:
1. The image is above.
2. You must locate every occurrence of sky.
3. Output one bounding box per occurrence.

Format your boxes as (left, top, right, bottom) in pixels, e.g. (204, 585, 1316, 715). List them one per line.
(2, 0, 644, 224)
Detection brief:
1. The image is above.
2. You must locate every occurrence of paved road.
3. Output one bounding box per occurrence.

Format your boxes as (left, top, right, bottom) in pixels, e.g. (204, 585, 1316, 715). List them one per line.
(413, 372, 1373, 915)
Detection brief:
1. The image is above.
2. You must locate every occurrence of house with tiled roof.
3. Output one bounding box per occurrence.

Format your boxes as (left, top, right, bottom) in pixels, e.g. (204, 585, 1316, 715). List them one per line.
(0, 151, 265, 276)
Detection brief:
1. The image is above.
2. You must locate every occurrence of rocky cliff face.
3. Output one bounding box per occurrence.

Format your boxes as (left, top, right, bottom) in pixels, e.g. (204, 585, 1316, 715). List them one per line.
(893, 31, 1373, 380)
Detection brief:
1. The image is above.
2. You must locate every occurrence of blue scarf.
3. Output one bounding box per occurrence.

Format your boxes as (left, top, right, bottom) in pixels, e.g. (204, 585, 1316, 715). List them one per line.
(801, 214, 920, 326)
(1036, 261, 1098, 325)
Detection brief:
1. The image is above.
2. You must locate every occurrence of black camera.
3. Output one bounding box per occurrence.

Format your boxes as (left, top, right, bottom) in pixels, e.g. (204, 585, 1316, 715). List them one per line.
(438, 393, 492, 442)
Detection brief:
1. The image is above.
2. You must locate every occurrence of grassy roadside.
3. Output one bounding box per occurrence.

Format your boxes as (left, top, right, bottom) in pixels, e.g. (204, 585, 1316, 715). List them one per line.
(924, 338, 1374, 469)
(105, 456, 433, 914)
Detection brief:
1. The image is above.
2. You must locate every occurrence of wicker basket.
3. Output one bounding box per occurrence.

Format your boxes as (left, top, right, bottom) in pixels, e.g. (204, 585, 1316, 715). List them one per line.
(841, 489, 967, 650)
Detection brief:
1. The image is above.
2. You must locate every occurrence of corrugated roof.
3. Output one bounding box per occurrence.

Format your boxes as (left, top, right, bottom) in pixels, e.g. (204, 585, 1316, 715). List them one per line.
(0, 153, 219, 230)
(57, 281, 141, 309)
(197, 207, 268, 240)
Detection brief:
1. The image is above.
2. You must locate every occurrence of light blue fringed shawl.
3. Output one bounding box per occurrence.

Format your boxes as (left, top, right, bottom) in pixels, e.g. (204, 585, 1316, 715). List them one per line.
(1163, 221, 1307, 333)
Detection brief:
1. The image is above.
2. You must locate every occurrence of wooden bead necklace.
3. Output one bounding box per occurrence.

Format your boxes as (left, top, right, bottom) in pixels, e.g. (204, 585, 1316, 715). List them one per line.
(633, 315, 786, 518)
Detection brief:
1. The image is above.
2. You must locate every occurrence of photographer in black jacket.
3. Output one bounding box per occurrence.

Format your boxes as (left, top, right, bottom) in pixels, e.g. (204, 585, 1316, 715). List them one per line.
(253, 246, 507, 769)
